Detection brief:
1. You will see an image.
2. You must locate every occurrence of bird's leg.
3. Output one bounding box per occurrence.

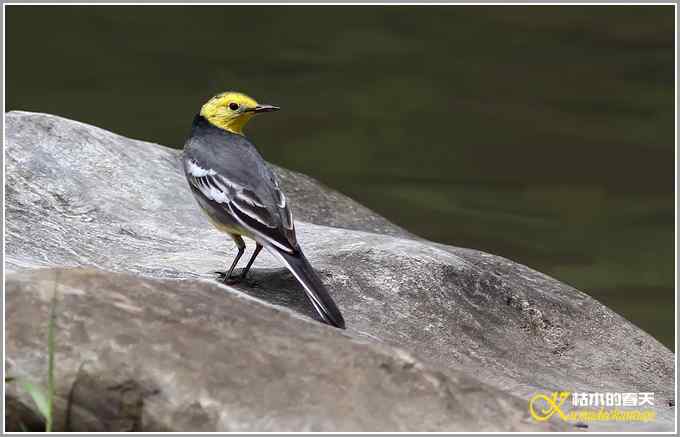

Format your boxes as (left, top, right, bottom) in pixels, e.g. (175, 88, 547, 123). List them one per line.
(215, 234, 246, 283)
(238, 243, 263, 281)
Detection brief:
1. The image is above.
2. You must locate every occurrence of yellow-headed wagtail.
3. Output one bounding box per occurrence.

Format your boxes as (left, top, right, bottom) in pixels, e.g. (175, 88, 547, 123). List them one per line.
(182, 91, 345, 329)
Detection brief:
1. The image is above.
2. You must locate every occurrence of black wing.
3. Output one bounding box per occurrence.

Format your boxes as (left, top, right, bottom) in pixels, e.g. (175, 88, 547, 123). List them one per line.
(184, 157, 297, 253)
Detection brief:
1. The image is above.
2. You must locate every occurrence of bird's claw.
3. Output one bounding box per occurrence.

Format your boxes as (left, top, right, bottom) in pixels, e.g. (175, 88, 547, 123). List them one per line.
(214, 270, 242, 285)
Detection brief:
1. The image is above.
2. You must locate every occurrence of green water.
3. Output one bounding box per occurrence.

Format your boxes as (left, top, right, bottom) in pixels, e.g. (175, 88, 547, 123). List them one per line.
(6, 6, 675, 348)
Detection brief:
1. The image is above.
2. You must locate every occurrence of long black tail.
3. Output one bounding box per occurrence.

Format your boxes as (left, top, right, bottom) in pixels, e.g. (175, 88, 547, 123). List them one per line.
(274, 249, 345, 329)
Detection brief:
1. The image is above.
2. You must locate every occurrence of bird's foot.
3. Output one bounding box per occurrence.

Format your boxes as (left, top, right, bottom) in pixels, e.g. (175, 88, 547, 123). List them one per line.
(214, 270, 242, 285)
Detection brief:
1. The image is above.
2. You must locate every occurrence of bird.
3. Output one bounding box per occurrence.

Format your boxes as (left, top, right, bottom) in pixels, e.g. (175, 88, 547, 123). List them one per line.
(182, 91, 346, 329)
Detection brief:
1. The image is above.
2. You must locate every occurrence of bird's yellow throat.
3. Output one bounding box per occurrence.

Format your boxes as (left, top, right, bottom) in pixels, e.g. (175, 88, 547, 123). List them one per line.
(200, 92, 260, 135)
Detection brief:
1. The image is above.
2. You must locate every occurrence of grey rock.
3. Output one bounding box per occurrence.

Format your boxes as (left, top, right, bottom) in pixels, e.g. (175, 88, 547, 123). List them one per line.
(5, 111, 675, 431)
(6, 268, 559, 432)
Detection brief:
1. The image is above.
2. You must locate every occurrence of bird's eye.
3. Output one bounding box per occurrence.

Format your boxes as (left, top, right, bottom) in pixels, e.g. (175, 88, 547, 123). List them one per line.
(229, 102, 239, 111)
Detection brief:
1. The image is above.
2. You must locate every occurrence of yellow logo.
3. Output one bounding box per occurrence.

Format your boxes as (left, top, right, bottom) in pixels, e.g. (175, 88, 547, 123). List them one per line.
(529, 391, 571, 421)
(528, 391, 657, 423)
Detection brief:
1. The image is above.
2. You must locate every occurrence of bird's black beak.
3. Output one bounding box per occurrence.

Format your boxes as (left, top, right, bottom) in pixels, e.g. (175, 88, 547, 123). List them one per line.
(250, 104, 280, 113)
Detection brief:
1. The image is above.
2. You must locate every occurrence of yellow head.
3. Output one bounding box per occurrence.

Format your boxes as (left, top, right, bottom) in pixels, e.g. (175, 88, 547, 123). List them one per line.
(200, 91, 280, 135)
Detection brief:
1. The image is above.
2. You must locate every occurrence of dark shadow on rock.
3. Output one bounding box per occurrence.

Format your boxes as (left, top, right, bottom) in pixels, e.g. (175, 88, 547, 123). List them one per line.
(228, 267, 328, 325)
(64, 361, 161, 432)
(5, 395, 46, 432)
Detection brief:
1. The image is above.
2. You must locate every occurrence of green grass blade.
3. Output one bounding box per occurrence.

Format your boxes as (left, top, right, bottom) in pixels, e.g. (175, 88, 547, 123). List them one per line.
(46, 276, 58, 432)
(6, 276, 59, 432)
(17, 378, 50, 422)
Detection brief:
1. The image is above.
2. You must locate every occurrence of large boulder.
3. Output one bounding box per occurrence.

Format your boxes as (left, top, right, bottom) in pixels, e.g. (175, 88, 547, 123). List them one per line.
(6, 268, 557, 432)
(5, 111, 674, 431)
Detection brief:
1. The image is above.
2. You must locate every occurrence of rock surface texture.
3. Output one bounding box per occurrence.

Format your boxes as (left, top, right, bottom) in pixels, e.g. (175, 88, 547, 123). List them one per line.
(5, 111, 675, 432)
